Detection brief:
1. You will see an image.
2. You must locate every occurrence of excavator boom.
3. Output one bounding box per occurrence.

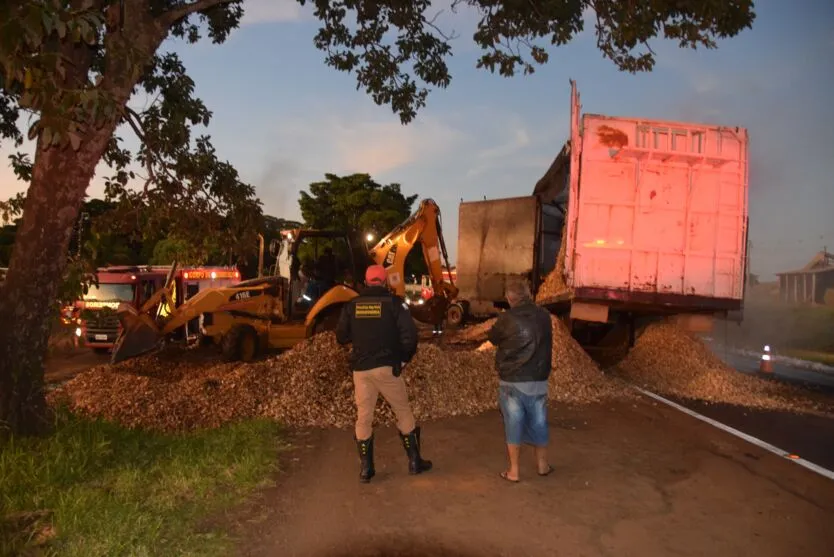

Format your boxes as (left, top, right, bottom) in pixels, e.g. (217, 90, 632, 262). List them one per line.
(367, 198, 458, 324)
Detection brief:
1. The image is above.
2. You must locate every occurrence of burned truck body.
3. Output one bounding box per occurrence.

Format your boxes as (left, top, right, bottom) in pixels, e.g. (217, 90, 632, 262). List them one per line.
(455, 81, 750, 343)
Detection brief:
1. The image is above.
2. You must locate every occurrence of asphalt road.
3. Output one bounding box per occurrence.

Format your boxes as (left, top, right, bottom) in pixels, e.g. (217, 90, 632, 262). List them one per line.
(704, 340, 834, 392)
(657, 343, 834, 473)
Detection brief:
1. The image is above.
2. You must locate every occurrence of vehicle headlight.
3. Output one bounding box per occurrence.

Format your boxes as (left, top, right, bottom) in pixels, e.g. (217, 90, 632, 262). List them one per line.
(75, 327, 82, 337)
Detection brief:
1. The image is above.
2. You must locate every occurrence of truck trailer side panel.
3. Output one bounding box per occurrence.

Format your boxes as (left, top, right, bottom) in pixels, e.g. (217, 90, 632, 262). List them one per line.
(567, 113, 749, 310)
(457, 196, 540, 308)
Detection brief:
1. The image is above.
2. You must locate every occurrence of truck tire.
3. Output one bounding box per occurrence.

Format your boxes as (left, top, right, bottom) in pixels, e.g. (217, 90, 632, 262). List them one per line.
(221, 325, 259, 362)
(446, 303, 465, 328)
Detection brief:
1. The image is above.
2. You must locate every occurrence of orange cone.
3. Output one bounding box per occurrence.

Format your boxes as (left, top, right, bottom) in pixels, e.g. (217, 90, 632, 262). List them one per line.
(759, 344, 773, 374)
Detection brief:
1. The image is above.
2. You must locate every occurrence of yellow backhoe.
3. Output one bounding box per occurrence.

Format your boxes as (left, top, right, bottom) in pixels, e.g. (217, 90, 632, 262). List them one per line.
(111, 199, 458, 364)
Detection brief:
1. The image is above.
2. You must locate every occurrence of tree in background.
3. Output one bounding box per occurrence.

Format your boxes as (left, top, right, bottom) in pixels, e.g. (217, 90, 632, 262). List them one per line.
(0, 0, 755, 434)
(299, 173, 428, 278)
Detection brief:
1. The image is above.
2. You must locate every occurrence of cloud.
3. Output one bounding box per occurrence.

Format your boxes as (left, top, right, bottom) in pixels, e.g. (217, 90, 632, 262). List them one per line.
(465, 118, 532, 178)
(239, 0, 310, 26)
(272, 111, 466, 178)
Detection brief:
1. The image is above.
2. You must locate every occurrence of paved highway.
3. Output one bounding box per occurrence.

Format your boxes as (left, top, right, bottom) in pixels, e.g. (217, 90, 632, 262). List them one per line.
(706, 340, 834, 392)
(656, 340, 834, 473)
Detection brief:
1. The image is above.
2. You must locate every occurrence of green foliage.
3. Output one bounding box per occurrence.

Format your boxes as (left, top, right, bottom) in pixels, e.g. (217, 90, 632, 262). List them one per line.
(150, 234, 221, 266)
(0, 0, 262, 276)
(304, 0, 756, 123)
(0, 409, 281, 556)
(300, 173, 417, 237)
(299, 172, 427, 276)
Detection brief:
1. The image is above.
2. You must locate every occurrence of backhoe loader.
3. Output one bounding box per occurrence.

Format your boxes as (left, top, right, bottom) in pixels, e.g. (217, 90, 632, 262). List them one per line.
(111, 199, 459, 364)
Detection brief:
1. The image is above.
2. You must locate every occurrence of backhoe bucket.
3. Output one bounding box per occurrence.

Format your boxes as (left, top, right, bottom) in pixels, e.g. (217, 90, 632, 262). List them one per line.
(111, 304, 164, 364)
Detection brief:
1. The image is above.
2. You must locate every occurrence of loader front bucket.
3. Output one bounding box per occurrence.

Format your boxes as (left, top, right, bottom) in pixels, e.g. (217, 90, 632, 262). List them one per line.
(111, 304, 164, 364)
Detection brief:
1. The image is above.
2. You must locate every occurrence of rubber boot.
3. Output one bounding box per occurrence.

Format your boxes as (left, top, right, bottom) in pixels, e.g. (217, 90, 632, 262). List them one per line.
(355, 434, 375, 483)
(400, 426, 432, 475)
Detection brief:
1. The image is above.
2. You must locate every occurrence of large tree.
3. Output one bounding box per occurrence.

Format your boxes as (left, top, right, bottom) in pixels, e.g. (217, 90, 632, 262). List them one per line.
(300, 172, 431, 277)
(0, 0, 755, 434)
(300, 173, 417, 238)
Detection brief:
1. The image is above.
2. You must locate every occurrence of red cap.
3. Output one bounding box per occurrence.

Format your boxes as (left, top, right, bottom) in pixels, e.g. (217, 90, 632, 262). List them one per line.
(365, 265, 387, 285)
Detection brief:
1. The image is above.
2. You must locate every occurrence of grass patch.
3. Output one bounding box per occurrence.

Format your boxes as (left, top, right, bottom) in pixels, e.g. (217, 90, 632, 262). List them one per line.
(720, 302, 834, 354)
(0, 408, 282, 556)
(781, 349, 834, 367)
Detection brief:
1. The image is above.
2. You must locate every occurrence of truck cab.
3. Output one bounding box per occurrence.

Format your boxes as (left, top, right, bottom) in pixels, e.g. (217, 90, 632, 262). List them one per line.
(75, 265, 241, 353)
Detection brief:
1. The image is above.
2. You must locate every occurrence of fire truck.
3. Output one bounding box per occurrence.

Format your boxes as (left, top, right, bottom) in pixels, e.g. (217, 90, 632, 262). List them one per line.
(71, 264, 241, 353)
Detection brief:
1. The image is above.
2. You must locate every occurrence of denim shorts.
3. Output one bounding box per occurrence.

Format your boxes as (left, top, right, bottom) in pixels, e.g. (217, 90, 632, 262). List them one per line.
(498, 385, 549, 446)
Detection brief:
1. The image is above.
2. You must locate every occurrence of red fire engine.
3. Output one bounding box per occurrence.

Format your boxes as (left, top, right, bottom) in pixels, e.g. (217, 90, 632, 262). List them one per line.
(70, 265, 241, 353)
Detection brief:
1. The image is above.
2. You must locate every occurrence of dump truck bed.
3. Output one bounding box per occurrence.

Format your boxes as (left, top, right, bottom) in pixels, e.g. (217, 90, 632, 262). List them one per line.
(565, 112, 749, 312)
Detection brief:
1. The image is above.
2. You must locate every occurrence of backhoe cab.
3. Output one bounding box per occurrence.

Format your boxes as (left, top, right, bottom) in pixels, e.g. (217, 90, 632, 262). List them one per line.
(111, 229, 369, 364)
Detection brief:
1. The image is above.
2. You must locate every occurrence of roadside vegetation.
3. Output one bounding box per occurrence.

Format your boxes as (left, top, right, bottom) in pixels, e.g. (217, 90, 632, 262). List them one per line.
(721, 297, 834, 364)
(0, 408, 282, 556)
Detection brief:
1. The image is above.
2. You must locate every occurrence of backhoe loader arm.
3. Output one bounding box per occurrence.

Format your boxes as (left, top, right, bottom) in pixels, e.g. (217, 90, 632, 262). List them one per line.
(367, 199, 458, 323)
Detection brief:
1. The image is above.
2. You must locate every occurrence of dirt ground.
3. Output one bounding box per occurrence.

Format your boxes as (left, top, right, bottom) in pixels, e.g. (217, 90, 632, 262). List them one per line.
(44, 349, 109, 384)
(230, 397, 834, 557)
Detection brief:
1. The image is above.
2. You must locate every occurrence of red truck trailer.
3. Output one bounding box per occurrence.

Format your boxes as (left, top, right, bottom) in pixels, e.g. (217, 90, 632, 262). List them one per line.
(72, 265, 241, 353)
(455, 81, 749, 350)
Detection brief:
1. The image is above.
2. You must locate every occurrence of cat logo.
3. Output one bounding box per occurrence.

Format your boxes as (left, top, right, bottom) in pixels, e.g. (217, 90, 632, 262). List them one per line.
(384, 244, 398, 267)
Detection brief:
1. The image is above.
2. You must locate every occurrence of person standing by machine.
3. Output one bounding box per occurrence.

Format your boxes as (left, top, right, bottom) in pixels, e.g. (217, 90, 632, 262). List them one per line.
(487, 278, 554, 482)
(335, 264, 433, 483)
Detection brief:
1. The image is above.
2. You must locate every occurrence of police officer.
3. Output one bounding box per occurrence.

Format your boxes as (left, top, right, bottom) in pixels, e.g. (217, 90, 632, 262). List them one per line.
(335, 264, 432, 483)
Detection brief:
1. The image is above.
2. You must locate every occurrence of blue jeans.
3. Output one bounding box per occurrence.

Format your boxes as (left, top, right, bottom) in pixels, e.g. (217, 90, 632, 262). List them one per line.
(498, 384, 549, 446)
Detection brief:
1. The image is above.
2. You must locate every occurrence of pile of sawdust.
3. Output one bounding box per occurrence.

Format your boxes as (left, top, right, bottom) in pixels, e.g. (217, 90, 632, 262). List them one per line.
(614, 323, 834, 415)
(476, 316, 626, 403)
(536, 222, 570, 301)
(49, 317, 626, 432)
(450, 318, 497, 343)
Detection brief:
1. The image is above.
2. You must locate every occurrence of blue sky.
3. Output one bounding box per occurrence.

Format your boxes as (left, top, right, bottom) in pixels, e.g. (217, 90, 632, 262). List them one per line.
(1, 0, 832, 279)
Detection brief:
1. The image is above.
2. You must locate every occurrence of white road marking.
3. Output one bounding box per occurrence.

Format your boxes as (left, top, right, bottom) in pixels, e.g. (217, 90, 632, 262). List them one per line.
(634, 387, 834, 482)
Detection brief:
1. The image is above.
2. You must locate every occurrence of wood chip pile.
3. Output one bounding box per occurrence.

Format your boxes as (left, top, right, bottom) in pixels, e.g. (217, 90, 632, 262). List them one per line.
(449, 318, 497, 343)
(49, 316, 626, 432)
(535, 222, 570, 301)
(614, 323, 834, 415)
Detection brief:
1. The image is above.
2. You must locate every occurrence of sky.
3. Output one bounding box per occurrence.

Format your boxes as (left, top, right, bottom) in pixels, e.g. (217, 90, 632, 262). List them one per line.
(1, 0, 833, 279)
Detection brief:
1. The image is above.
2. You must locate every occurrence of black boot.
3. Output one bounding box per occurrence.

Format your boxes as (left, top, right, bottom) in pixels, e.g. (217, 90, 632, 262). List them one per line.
(355, 435, 375, 483)
(400, 426, 432, 475)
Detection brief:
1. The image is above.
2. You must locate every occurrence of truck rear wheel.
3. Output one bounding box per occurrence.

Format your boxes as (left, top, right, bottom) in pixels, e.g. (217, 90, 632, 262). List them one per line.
(221, 325, 259, 362)
(446, 303, 465, 328)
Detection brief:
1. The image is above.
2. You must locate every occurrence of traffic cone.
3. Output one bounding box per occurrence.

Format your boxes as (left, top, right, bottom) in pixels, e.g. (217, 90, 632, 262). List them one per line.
(759, 344, 773, 374)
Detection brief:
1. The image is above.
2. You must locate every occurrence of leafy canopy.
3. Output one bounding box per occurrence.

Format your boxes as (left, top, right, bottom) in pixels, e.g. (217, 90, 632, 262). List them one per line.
(300, 173, 417, 238)
(299, 172, 427, 276)
(306, 0, 755, 122)
(0, 0, 263, 266)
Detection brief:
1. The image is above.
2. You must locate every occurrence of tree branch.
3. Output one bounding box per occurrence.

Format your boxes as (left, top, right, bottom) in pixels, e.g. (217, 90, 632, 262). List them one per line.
(160, 0, 237, 25)
(122, 106, 157, 193)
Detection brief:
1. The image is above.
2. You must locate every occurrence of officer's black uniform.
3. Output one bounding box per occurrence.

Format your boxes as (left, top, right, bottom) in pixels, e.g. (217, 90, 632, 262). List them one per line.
(336, 283, 432, 482)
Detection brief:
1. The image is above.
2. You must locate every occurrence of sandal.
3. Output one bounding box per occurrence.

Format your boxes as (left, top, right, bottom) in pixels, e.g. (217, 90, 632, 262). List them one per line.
(538, 465, 555, 477)
(499, 471, 519, 483)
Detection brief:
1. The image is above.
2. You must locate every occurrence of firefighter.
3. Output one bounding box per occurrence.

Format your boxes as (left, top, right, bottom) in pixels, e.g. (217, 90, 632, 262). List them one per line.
(335, 264, 432, 483)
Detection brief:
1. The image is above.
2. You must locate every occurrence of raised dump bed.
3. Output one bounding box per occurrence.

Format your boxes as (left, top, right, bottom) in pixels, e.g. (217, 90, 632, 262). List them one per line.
(455, 81, 750, 355)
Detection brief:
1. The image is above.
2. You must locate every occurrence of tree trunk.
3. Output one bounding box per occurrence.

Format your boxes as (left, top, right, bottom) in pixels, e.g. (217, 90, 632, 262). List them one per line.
(0, 129, 116, 436)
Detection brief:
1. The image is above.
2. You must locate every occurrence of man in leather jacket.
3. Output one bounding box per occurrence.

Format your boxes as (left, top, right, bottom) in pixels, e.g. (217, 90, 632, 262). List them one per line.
(335, 264, 432, 483)
(487, 278, 554, 482)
